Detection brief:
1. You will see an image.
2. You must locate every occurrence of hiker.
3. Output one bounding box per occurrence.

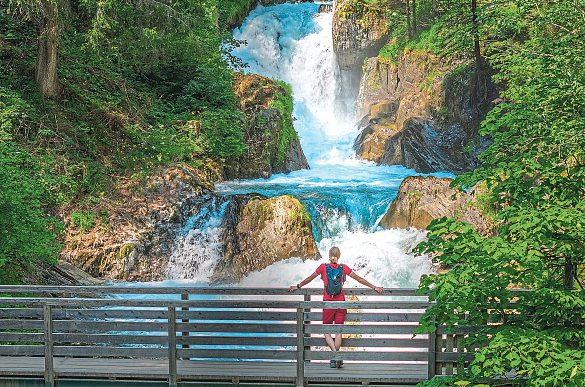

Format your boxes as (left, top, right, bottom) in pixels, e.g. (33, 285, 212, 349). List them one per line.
(288, 246, 384, 368)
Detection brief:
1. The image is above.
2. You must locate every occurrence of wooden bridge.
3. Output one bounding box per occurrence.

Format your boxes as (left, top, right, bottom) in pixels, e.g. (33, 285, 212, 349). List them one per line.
(0, 286, 474, 386)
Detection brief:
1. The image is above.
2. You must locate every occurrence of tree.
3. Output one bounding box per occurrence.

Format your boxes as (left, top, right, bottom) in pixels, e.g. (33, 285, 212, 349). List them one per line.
(416, 0, 585, 384)
(6, 0, 66, 98)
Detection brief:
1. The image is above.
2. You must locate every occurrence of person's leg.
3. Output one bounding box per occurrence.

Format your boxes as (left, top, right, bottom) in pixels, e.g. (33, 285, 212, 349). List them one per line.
(334, 309, 347, 367)
(323, 309, 338, 367)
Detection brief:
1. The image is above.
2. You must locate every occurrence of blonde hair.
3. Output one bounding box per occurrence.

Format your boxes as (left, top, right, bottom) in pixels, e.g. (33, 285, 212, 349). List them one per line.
(329, 246, 341, 259)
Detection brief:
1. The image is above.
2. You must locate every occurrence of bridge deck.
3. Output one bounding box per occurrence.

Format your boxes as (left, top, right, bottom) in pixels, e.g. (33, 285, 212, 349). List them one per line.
(0, 357, 426, 385)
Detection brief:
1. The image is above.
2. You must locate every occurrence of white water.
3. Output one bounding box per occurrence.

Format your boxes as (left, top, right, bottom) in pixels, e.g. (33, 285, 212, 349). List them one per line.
(168, 3, 452, 287)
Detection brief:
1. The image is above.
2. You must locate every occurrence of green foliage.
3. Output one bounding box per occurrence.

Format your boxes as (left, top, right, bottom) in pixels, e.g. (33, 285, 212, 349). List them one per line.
(69, 211, 96, 231)
(269, 81, 296, 164)
(413, 0, 585, 385)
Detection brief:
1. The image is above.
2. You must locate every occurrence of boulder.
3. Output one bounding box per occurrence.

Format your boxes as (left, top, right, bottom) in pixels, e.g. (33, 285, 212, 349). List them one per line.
(213, 195, 321, 282)
(380, 176, 494, 235)
(225, 73, 309, 179)
(354, 53, 496, 173)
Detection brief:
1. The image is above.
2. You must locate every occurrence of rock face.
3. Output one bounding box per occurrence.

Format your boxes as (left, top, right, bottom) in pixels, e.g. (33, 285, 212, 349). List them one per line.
(380, 176, 494, 235)
(225, 73, 309, 180)
(333, 0, 389, 101)
(355, 53, 496, 173)
(61, 163, 222, 281)
(214, 195, 321, 282)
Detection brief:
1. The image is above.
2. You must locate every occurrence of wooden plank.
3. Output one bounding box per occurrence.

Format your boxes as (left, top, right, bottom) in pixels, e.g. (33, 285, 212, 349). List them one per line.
(456, 334, 464, 375)
(296, 308, 304, 387)
(176, 349, 296, 360)
(51, 320, 169, 332)
(177, 322, 296, 333)
(0, 333, 44, 343)
(168, 306, 177, 387)
(305, 351, 428, 361)
(436, 352, 474, 362)
(44, 304, 54, 387)
(435, 333, 443, 376)
(52, 333, 168, 345)
(0, 308, 43, 318)
(306, 337, 428, 348)
(428, 323, 436, 379)
(53, 346, 168, 358)
(301, 301, 429, 309)
(177, 336, 296, 347)
(0, 320, 44, 329)
(305, 324, 418, 335)
(445, 335, 454, 375)
(0, 285, 421, 296)
(0, 345, 44, 356)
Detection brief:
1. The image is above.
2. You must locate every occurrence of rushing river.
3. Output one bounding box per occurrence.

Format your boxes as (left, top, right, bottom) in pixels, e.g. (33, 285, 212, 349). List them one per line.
(166, 2, 451, 289)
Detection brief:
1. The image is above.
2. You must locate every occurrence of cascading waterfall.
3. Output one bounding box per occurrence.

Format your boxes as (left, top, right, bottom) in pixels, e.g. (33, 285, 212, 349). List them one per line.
(169, 2, 451, 287)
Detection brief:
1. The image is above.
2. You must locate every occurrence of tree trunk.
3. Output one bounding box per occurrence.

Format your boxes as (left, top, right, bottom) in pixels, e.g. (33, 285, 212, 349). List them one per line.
(470, 0, 482, 121)
(36, 0, 60, 99)
(564, 258, 576, 290)
(406, 0, 412, 38)
(412, 0, 417, 34)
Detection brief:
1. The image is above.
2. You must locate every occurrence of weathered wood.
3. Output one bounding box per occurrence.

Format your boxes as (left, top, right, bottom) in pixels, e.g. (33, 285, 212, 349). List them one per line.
(456, 334, 464, 375)
(305, 324, 418, 335)
(176, 349, 296, 360)
(435, 333, 443, 376)
(306, 337, 428, 348)
(428, 321, 436, 379)
(296, 308, 304, 387)
(168, 306, 177, 387)
(0, 345, 44, 356)
(43, 304, 54, 387)
(445, 334, 454, 375)
(180, 292, 188, 350)
(177, 336, 296, 347)
(53, 346, 168, 358)
(305, 351, 428, 361)
(0, 285, 420, 296)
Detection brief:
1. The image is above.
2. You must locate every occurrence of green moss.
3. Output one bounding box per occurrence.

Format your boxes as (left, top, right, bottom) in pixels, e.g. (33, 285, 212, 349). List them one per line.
(269, 81, 297, 165)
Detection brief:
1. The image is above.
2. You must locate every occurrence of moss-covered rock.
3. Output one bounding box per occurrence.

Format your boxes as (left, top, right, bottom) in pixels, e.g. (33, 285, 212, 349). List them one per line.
(380, 176, 495, 236)
(213, 195, 320, 282)
(225, 73, 308, 179)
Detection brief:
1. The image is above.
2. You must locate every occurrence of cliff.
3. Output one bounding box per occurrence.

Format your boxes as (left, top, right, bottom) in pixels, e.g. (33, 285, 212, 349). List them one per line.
(354, 52, 496, 173)
(332, 0, 389, 102)
(224, 73, 309, 179)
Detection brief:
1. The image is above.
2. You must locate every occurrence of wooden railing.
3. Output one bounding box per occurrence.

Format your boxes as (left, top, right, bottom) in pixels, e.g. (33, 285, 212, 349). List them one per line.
(0, 286, 476, 386)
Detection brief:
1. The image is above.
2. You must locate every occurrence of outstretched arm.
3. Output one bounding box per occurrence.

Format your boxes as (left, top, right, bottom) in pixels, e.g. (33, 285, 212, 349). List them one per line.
(288, 271, 319, 292)
(349, 272, 384, 294)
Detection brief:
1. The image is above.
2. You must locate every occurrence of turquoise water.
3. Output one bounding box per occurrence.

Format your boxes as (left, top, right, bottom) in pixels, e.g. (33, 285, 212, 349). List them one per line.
(168, 3, 452, 288)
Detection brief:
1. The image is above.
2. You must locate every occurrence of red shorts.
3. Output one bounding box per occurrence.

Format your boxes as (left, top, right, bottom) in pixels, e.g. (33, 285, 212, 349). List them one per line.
(322, 308, 346, 324)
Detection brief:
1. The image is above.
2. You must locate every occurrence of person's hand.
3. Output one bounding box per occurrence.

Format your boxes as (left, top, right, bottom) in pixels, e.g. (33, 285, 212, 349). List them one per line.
(374, 286, 384, 294)
(288, 285, 298, 292)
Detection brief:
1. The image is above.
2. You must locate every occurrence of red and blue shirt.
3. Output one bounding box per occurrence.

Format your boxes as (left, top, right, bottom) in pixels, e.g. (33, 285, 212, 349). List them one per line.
(315, 263, 353, 301)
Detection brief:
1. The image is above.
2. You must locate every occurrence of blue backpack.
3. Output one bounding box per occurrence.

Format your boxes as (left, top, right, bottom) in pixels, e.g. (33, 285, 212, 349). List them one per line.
(325, 264, 346, 297)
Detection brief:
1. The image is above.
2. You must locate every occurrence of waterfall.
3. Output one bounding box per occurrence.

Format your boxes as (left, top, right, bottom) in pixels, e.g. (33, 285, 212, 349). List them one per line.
(167, 2, 452, 287)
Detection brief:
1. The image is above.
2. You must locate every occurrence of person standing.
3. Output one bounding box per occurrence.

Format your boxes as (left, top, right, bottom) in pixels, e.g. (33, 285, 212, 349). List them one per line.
(288, 246, 384, 368)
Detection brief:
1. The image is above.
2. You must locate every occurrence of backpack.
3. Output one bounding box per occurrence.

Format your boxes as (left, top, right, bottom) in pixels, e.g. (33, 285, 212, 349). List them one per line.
(325, 264, 345, 297)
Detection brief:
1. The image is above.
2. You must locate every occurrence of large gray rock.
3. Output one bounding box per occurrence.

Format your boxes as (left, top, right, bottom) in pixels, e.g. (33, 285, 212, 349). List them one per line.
(354, 54, 496, 173)
(380, 176, 494, 236)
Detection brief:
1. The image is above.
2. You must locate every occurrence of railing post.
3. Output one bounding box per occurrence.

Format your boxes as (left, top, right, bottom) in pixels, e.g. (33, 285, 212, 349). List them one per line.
(303, 293, 311, 363)
(181, 292, 189, 349)
(296, 307, 305, 387)
(43, 304, 54, 387)
(427, 319, 437, 380)
(168, 306, 177, 387)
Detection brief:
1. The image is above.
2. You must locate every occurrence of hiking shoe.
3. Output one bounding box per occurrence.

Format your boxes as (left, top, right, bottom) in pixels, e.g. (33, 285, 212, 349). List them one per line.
(336, 360, 344, 368)
(329, 359, 337, 368)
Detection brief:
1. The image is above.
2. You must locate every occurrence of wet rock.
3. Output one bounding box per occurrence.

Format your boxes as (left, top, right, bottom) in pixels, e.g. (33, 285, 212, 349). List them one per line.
(354, 53, 497, 173)
(380, 176, 494, 235)
(61, 163, 222, 281)
(225, 73, 309, 180)
(333, 0, 389, 99)
(213, 195, 321, 282)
